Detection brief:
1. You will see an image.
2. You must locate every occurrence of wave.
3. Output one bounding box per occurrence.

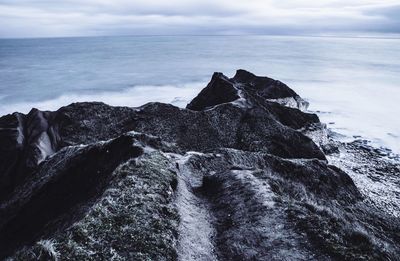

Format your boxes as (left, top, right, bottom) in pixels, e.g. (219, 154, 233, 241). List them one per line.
(293, 81, 400, 155)
(0, 82, 206, 116)
(1, 80, 399, 156)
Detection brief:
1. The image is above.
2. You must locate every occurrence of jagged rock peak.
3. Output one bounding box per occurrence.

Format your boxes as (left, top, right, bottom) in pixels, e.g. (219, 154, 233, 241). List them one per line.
(186, 72, 240, 111)
(1, 70, 399, 260)
(187, 69, 309, 111)
(0, 70, 325, 204)
(232, 69, 298, 98)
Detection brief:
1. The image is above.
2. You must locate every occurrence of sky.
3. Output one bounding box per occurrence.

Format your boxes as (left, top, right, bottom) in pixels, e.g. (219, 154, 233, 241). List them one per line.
(0, 0, 399, 38)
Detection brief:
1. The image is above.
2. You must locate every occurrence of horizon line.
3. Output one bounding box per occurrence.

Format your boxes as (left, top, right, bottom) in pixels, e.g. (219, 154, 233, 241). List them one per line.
(1, 33, 400, 41)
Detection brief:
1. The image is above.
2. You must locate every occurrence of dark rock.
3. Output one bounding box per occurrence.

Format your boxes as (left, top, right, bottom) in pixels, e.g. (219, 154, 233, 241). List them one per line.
(186, 72, 240, 111)
(133, 103, 325, 160)
(0, 70, 398, 260)
(187, 69, 301, 111)
(0, 113, 24, 200)
(0, 109, 60, 201)
(10, 137, 179, 261)
(181, 149, 398, 260)
(232, 69, 299, 99)
(0, 134, 143, 259)
(322, 143, 340, 154)
(29, 102, 324, 160)
(187, 70, 317, 129)
(55, 102, 137, 146)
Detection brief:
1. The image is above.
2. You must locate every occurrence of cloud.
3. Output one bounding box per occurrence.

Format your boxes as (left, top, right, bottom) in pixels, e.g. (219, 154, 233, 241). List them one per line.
(0, 0, 399, 38)
(361, 4, 400, 32)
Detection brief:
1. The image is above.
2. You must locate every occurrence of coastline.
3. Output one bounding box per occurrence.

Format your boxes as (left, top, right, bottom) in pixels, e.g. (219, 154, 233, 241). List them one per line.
(2, 35, 399, 155)
(1, 70, 399, 260)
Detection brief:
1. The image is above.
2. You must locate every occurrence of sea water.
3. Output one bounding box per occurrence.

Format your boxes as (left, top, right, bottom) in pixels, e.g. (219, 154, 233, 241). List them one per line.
(0, 35, 399, 153)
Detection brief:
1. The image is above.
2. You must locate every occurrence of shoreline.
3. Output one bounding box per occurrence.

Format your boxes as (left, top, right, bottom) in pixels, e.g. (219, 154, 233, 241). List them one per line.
(1, 70, 399, 259)
(2, 90, 399, 159)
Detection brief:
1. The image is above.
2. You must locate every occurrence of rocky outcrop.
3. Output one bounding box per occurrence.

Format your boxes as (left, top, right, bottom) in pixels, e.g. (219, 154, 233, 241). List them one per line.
(186, 72, 240, 111)
(0, 109, 60, 201)
(0, 70, 399, 260)
(0, 135, 143, 259)
(187, 69, 310, 111)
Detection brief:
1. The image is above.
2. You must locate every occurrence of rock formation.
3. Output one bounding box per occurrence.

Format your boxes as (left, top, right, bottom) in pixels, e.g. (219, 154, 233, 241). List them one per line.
(0, 70, 399, 260)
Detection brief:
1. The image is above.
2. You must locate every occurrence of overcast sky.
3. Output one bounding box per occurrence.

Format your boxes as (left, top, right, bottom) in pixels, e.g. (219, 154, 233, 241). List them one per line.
(0, 0, 399, 38)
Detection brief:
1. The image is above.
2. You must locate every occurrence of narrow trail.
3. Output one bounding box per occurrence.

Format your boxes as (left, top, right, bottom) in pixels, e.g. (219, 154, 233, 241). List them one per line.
(170, 151, 316, 261)
(171, 153, 218, 261)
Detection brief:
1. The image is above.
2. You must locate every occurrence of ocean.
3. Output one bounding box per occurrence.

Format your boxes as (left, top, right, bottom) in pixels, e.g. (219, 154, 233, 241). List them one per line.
(0, 35, 399, 154)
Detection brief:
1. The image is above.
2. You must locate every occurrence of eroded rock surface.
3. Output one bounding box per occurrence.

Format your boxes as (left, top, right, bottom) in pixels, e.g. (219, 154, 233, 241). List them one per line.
(0, 70, 399, 260)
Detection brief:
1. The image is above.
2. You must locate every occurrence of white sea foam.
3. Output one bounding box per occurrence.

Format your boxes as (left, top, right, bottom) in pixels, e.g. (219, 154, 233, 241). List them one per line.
(1, 35, 399, 156)
(0, 82, 205, 116)
(1, 78, 398, 156)
(292, 80, 400, 155)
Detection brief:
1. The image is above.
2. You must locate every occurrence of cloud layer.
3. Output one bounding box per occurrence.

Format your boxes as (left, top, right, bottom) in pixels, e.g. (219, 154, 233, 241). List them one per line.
(0, 0, 399, 38)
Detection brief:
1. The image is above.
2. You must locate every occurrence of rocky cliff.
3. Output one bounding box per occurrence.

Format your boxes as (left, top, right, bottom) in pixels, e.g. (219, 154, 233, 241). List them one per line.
(0, 70, 399, 260)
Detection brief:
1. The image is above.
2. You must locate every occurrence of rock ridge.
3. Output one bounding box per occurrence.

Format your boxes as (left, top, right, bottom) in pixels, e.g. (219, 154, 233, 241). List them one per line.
(0, 70, 399, 260)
